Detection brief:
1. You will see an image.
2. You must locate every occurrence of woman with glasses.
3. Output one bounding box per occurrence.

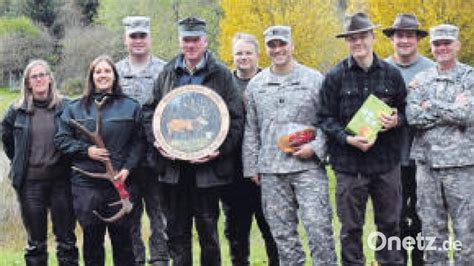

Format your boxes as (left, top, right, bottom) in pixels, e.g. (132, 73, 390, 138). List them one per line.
(54, 55, 143, 266)
(2, 59, 79, 266)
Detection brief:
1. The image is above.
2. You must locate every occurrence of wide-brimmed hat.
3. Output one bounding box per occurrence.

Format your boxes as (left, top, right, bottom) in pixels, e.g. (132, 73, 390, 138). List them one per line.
(382, 14, 428, 38)
(336, 12, 379, 38)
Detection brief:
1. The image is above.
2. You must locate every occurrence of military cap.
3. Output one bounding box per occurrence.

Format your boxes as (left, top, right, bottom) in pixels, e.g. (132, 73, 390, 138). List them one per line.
(264, 25, 291, 44)
(430, 24, 459, 43)
(122, 16, 150, 35)
(382, 13, 428, 38)
(336, 12, 379, 38)
(178, 17, 207, 37)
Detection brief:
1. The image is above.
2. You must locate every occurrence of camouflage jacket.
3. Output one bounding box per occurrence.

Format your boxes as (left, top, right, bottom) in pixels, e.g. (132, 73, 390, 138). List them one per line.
(242, 62, 327, 177)
(407, 62, 474, 168)
(116, 56, 166, 105)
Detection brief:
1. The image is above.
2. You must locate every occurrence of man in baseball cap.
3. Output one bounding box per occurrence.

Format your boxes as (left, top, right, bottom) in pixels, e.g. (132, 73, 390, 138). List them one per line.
(116, 16, 168, 266)
(406, 23, 474, 264)
(243, 24, 337, 264)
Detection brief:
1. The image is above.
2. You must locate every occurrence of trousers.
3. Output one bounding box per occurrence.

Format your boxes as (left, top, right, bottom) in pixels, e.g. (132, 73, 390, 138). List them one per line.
(18, 178, 78, 266)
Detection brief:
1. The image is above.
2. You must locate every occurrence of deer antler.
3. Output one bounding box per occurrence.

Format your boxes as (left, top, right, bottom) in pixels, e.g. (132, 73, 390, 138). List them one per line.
(69, 96, 133, 222)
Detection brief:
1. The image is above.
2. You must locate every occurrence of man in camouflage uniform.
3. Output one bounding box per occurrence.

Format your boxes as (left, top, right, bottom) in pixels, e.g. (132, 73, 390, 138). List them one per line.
(383, 13, 434, 265)
(406, 24, 474, 264)
(115, 16, 168, 266)
(242, 25, 337, 265)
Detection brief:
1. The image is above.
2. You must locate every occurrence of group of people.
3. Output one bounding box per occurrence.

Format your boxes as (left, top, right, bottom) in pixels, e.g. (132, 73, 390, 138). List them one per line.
(1, 10, 473, 266)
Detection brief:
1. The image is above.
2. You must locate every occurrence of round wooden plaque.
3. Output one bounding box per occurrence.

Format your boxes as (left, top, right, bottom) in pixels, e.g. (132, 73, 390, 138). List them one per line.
(153, 85, 230, 160)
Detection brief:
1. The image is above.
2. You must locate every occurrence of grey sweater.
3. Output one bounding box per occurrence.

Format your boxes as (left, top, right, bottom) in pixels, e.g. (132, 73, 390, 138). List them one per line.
(27, 103, 61, 179)
(385, 55, 435, 166)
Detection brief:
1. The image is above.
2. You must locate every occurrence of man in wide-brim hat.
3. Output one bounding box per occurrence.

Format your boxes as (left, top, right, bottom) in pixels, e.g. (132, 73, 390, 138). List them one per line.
(335, 11, 380, 38)
(383, 14, 432, 71)
(319, 12, 406, 265)
(334, 12, 380, 70)
(382, 13, 428, 38)
(383, 13, 434, 266)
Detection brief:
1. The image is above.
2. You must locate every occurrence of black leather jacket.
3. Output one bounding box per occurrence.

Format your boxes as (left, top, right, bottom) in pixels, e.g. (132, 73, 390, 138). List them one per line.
(54, 94, 144, 188)
(2, 100, 68, 190)
(142, 52, 244, 188)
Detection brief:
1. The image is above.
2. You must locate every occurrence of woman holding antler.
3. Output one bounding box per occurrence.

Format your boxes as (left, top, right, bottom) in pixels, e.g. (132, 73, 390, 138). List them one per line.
(2, 59, 79, 266)
(54, 55, 143, 266)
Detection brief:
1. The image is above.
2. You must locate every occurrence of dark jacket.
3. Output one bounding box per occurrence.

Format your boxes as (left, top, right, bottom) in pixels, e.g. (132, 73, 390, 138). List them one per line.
(318, 55, 407, 175)
(54, 94, 144, 188)
(142, 52, 244, 188)
(2, 99, 69, 190)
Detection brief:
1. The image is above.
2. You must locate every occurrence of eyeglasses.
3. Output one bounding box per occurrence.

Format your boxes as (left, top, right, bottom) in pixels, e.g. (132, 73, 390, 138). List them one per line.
(29, 72, 49, 81)
(130, 33, 148, 39)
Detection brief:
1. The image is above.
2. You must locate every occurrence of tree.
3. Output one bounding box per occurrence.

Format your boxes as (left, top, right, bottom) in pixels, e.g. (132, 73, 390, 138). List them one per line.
(0, 16, 55, 89)
(56, 25, 117, 91)
(50, 0, 87, 38)
(218, 0, 347, 72)
(20, 0, 62, 28)
(346, 0, 474, 65)
(0, 15, 40, 36)
(96, 0, 221, 61)
(0, 0, 24, 16)
(75, 0, 99, 25)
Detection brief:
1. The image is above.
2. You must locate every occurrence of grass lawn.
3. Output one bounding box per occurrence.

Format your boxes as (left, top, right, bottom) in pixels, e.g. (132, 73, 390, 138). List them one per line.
(0, 167, 379, 265)
(0, 88, 21, 114)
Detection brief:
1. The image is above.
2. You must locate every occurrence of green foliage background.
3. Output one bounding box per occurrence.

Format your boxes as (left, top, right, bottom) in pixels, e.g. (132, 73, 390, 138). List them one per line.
(0, 16, 39, 36)
(96, 0, 222, 61)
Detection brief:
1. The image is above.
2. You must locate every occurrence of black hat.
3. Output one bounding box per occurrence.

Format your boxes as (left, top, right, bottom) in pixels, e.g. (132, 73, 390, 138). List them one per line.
(336, 12, 379, 38)
(177, 17, 207, 38)
(382, 14, 428, 38)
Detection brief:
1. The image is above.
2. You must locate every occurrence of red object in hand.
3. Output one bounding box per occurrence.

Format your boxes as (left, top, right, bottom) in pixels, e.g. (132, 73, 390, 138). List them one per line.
(289, 128, 316, 147)
(277, 128, 316, 153)
(113, 180, 130, 199)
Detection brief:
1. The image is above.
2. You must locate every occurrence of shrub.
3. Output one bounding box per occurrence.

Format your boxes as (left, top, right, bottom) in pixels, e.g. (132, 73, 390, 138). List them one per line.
(60, 78, 83, 96)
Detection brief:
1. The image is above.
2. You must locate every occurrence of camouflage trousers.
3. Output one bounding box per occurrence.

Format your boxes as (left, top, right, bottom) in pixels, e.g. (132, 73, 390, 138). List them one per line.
(416, 163, 474, 265)
(261, 167, 337, 266)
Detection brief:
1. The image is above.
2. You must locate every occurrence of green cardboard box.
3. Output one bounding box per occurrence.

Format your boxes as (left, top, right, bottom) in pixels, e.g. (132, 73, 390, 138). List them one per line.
(345, 94, 393, 143)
